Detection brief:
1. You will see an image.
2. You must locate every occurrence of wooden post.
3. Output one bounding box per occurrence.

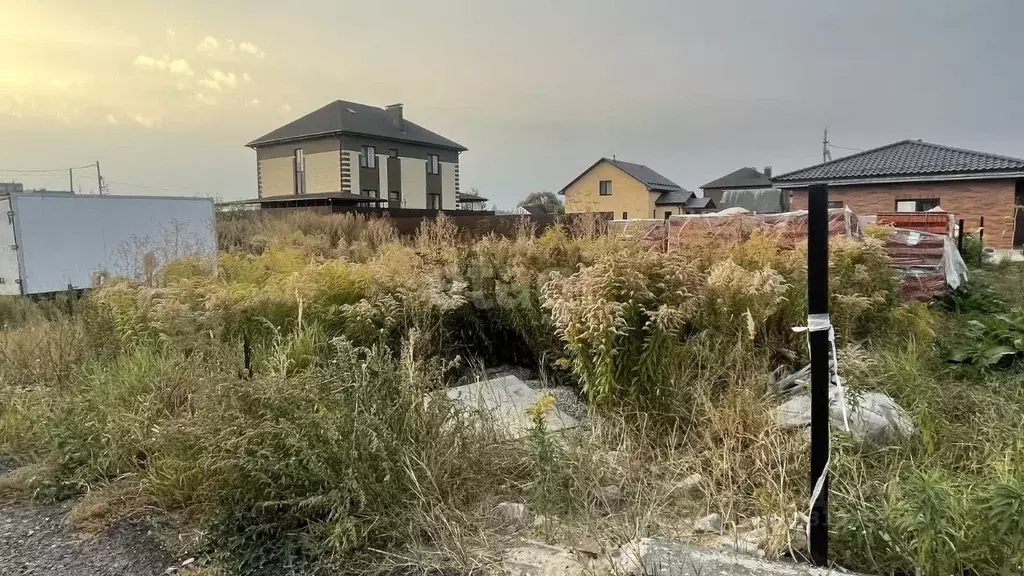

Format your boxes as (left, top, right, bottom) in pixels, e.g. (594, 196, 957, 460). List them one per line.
(957, 219, 965, 254)
(807, 183, 830, 566)
(979, 216, 985, 246)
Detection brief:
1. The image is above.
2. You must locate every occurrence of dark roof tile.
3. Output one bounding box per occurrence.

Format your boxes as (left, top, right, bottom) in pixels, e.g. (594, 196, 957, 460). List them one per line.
(654, 189, 695, 205)
(246, 100, 466, 150)
(606, 159, 681, 191)
(701, 167, 772, 189)
(773, 139, 1024, 183)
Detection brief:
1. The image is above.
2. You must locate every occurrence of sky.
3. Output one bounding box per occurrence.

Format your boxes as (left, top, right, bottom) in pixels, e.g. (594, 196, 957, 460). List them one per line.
(3, 0, 1024, 207)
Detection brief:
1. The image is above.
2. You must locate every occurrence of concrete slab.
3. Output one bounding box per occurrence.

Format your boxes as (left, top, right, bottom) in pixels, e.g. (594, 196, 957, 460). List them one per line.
(617, 538, 859, 576)
(443, 375, 579, 439)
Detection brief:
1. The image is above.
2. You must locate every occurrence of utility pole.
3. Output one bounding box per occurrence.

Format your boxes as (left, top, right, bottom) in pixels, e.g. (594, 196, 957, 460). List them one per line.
(69, 168, 74, 193)
(822, 128, 832, 163)
(94, 161, 103, 195)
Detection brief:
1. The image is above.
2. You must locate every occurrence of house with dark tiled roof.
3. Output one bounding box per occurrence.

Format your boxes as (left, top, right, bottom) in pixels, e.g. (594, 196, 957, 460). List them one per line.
(457, 190, 489, 211)
(246, 100, 466, 210)
(559, 158, 714, 219)
(700, 166, 788, 213)
(774, 140, 1024, 249)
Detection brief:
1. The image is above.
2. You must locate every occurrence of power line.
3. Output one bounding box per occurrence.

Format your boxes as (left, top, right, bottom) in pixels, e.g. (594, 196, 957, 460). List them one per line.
(0, 163, 98, 173)
(76, 174, 203, 196)
(829, 144, 863, 152)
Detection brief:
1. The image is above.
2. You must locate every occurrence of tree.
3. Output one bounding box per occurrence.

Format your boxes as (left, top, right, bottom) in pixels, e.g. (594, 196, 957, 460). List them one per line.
(517, 190, 564, 214)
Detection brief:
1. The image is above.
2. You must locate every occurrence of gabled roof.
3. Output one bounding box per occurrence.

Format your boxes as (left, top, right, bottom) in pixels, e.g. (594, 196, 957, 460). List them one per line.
(246, 100, 467, 150)
(684, 196, 716, 209)
(558, 158, 681, 194)
(518, 204, 547, 216)
(654, 189, 695, 205)
(773, 139, 1024, 184)
(606, 159, 681, 192)
(458, 191, 489, 202)
(701, 167, 772, 190)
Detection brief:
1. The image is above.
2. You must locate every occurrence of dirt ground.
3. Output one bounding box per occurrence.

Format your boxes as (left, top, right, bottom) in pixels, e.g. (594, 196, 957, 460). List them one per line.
(0, 457, 184, 576)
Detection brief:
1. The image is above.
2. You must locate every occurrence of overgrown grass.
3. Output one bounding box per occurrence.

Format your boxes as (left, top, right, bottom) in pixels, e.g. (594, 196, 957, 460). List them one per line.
(0, 212, 1021, 575)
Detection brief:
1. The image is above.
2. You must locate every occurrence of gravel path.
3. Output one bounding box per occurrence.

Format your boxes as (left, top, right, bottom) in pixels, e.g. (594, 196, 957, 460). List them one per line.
(0, 457, 181, 576)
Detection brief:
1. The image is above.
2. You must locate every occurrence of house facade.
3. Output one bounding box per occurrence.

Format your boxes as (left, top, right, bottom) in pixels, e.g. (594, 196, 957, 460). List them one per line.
(246, 100, 466, 210)
(774, 140, 1024, 249)
(559, 158, 712, 219)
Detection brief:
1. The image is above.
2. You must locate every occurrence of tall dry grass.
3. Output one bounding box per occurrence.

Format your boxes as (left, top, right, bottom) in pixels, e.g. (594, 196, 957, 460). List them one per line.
(0, 210, 1021, 575)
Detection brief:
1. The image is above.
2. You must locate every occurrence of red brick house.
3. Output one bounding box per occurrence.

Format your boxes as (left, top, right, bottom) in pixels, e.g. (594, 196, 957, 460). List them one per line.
(773, 140, 1024, 249)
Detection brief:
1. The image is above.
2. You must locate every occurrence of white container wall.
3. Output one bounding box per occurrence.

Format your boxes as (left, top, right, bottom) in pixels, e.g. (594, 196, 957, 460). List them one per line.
(0, 198, 21, 296)
(7, 193, 216, 295)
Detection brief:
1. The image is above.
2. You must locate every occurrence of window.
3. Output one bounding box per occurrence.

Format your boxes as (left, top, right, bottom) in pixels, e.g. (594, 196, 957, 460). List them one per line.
(293, 149, 305, 195)
(389, 148, 399, 158)
(599, 180, 612, 196)
(664, 211, 672, 219)
(827, 200, 844, 209)
(621, 212, 628, 220)
(896, 198, 940, 212)
(388, 190, 400, 202)
(427, 154, 440, 175)
(428, 194, 442, 210)
(362, 189, 378, 199)
(360, 145, 376, 168)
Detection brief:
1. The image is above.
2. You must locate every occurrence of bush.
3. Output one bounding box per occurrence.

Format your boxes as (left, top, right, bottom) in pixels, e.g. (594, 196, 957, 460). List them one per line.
(960, 233, 986, 267)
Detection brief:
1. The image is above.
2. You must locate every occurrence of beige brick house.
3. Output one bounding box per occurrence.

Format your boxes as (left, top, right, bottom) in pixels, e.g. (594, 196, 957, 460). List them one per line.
(774, 140, 1024, 249)
(559, 158, 713, 219)
(246, 100, 466, 210)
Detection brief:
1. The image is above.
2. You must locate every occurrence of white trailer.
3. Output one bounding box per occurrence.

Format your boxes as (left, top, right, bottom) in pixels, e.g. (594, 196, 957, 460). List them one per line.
(0, 192, 216, 296)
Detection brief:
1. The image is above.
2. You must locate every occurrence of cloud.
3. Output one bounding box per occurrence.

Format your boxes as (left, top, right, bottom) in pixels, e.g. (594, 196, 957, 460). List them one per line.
(198, 68, 238, 92)
(168, 59, 194, 76)
(105, 114, 119, 125)
(134, 55, 194, 76)
(133, 54, 164, 70)
(196, 36, 219, 52)
(192, 92, 217, 106)
(242, 72, 251, 83)
(280, 103, 292, 113)
(244, 98, 260, 107)
(238, 42, 266, 58)
(166, 28, 176, 39)
(132, 114, 156, 128)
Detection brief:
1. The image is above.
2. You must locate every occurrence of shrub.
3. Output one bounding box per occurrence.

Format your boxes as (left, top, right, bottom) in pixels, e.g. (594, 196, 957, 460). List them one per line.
(945, 308, 1024, 369)
(960, 233, 986, 267)
(543, 246, 703, 417)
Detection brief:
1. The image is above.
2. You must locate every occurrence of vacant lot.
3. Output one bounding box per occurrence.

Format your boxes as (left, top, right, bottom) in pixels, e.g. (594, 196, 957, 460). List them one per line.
(1, 211, 1023, 576)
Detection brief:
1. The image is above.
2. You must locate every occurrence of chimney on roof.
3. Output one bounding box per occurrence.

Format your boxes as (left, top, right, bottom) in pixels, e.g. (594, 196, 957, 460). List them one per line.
(763, 166, 772, 178)
(385, 103, 403, 130)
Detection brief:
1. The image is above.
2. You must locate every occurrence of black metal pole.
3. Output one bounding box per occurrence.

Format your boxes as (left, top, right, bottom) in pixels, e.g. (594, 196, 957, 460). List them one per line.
(807, 183, 830, 566)
(243, 332, 253, 379)
(957, 219, 965, 254)
(979, 216, 985, 246)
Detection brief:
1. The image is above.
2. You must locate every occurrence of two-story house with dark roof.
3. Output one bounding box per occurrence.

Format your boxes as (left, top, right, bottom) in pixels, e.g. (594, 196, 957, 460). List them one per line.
(774, 139, 1024, 249)
(558, 157, 713, 220)
(246, 100, 467, 210)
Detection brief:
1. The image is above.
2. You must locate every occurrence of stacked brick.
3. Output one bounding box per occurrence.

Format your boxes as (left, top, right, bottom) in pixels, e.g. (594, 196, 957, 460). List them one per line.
(609, 208, 966, 300)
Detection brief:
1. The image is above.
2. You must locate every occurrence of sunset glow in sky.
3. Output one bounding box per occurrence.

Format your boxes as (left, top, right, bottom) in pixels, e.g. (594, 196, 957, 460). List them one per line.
(4, 0, 1024, 205)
